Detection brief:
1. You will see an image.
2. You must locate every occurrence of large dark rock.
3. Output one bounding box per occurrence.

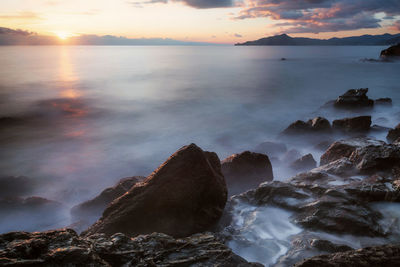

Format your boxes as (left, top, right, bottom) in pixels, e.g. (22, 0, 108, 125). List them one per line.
(333, 88, 374, 109)
(307, 117, 331, 132)
(71, 176, 143, 224)
(83, 144, 227, 238)
(0, 229, 261, 267)
(295, 244, 400, 267)
(387, 123, 400, 143)
(281, 117, 331, 136)
(0, 176, 37, 198)
(221, 151, 273, 196)
(332, 116, 371, 133)
(375, 97, 392, 106)
(290, 154, 317, 172)
(380, 43, 400, 58)
(320, 138, 384, 166)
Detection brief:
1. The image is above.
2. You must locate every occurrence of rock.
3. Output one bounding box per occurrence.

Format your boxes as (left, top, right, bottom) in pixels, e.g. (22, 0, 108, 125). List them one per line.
(307, 117, 331, 132)
(387, 123, 400, 143)
(310, 239, 352, 253)
(294, 243, 400, 267)
(332, 116, 371, 133)
(83, 144, 227, 238)
(222, 151, 273, 196)
(320, 138, 384, 166)
(0, 229, 261, 267)
(370, 124, 391, 133)
(281, 117, 331, 135)
(281, 120, 312, 135)
(311, 158, 355, 176)
(314, 140, 333, 151)
(380, 43, 400, 58)
(290, 154, 317, 172)
(254, 141, 287, 157)
(333, 88, 374, 109)
(71, 176, 143, 224)
(375, 97, 392, 106)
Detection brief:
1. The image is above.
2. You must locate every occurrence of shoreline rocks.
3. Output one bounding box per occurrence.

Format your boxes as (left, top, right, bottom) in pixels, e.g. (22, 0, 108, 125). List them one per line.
(333, 88, 374, 109)
(332, 116, 371, 133)
(83, 143, 227, 238)
(380, 43, 400, 58)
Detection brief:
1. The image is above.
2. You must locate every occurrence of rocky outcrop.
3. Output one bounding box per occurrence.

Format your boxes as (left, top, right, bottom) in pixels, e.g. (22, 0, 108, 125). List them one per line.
(281, 117, 331, 135)
(320, 138, 384, 166)
(83, 144, 227, 238)
(375, 97, 392, 106)
(333, 88, 374, 109)
(332, 116, 371, 133)
(387, 123, 400, 143)
(294, 244, 400, 267)
(222, 151, 273, 196)
(71, 176, 143, 223)
(380, 43, 400, 58)
(0, 229, 261, 267)
(290, 154, 317, 172)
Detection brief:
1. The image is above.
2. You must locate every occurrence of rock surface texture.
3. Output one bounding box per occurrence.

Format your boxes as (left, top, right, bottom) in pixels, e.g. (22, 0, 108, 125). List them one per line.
(0, 229, 262, 267)
(332, 116, 371, 133)
(333, 88, 374, 109)
(84, 143, 227, 238)
(380, 43, 400, 58)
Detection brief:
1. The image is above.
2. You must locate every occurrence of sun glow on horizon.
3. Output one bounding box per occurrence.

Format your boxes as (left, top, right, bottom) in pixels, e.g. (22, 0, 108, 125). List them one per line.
(55, 31, 74, 40)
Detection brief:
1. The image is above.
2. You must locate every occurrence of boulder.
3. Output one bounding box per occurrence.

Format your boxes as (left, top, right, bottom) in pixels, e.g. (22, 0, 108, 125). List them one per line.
(380, 43, 400, 58)
(295, 244, 400, 267)
(254, 141, 287, 157)
(307, 117, 331, 132)
(375, 97, 392, 106)
(332, 116, 371, 133)
(333, 88, 374, 109)
(71, 176, 143, 223)
(290, 154, 317, 172)
(320, 138, 384, 166)
(222, 151, 273, 196)
(0, 229, 261, 267)
(387, 123, 400, 143)
(83, 144, 227, 238)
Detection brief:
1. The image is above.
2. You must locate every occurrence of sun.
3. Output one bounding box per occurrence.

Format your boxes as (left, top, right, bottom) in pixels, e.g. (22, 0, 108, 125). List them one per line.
(55, 31, 73, 40)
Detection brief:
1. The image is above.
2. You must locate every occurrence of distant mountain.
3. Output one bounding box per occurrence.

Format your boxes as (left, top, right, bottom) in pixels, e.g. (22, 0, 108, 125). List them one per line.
(235, 33, 400, 46)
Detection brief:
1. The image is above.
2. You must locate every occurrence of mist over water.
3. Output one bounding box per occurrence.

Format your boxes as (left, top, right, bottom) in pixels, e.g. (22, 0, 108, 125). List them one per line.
(1, 45, 400, 235)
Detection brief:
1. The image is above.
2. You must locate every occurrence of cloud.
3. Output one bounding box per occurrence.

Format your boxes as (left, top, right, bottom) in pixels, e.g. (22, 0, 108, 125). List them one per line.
(0, 11, 41, 20)
(129, 0, 235, 9)
(234, 33, 242, 37)
(391, 20, 400, 31)
(234, 0, 400, 34)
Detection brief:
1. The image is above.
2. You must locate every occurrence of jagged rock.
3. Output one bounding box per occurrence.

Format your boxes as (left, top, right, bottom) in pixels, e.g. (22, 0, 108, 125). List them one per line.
(333, 88, 374, 109)
(0, 229, 261, 267)
(294, 243, 400, 267)
(375, 98, 392, 106)
(320, 138, 384, 165)
(332, 116, 371, 133)
(387, 123, 400, 143)
(222, 151, 273, 196)
(290, 154, 317, 172)
(380, 43, 400, 58)
(83, 144, 227, 238)
(307, 117, 331, 132)
(311, 158, 355, 176)
(310, 239, 352, 253)
(254, 141, 287, 157)
(71, 176, 143, 223)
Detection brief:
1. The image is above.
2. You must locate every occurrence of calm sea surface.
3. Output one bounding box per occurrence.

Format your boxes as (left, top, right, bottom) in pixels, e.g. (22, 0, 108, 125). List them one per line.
(0, 46, 399, 205)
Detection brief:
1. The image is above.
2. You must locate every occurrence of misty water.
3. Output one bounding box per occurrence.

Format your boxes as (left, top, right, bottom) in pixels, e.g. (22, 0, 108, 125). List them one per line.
(1, 45, 400, 265)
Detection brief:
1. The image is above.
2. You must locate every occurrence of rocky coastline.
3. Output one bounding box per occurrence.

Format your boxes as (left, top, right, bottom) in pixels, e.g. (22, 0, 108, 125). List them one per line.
(1, 88, 400, 266)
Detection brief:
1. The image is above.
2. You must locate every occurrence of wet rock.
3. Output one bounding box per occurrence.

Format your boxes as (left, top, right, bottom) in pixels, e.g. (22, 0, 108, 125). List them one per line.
(380, 43, 400, 58)
(370, 124, 391, 133)
(320, 138, 384, 166)
(83, 144, 227, 238)
(0, 229, 261, 267)
(307, 117, 331, 132)
(332, 116, 371, 133)
(311, 158, 355, 176)
(294, 243, 400, 267)
(310, 239, 352, 253)
(222, 151, 273, 196)
(71, 176, 143, 224)
(281, 120, 312, 135)
(333, 88, 374, 109)
(290, 154, 317, 172)
(254, 141, 287, 157)
(387, 123, 400, 143)
(375, 97, 392, 106)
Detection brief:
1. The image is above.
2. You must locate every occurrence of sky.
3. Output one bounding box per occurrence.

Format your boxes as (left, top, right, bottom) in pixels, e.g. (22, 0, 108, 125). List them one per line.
(0, 0, 399, 44)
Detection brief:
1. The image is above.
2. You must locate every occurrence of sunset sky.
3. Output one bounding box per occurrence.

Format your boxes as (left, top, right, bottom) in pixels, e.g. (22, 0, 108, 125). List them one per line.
(1, 0, 400, 44)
